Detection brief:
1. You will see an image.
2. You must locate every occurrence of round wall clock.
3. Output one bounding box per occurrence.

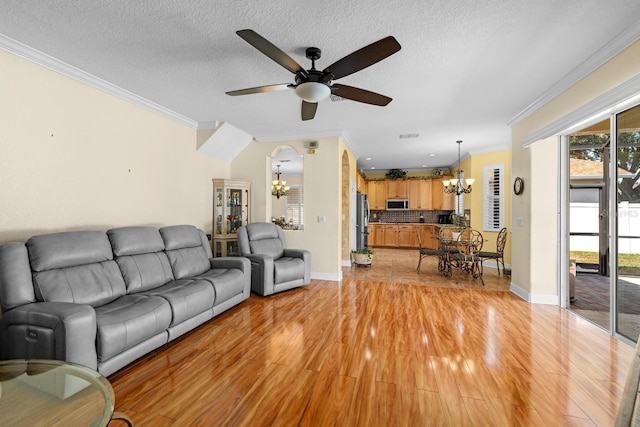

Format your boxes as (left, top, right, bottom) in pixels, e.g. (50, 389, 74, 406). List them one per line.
(513, 177, 524, 195)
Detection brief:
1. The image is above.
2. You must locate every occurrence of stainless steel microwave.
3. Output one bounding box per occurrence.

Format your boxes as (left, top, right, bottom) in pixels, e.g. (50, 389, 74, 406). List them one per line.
(386, 199, 409, 210)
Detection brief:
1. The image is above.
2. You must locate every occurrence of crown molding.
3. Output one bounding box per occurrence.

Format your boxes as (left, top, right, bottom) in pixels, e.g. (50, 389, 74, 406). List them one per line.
(0, 33, 199, 129)
(523, 74, 640, 146)
(508, 22, 640, 127)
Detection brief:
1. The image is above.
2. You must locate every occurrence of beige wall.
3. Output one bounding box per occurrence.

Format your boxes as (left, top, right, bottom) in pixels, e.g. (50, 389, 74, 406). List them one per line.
(231, 136, 350, 280)
(511, 40, 640, 300)
(466, 149, 512, 264)
(0, 49, 228, 243)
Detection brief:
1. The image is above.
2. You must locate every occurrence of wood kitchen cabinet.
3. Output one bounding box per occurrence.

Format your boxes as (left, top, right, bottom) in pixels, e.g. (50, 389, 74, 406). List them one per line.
(397, 225, 417, 247)
(408, 180, 433, 210)
(431, 177, 455, 210)
(386, 180, 408, 198)
(368, 224, 382, 246)
(356, 171, 367, 194)
(367, 180, 386, 209)
(382, 225, 398, 246)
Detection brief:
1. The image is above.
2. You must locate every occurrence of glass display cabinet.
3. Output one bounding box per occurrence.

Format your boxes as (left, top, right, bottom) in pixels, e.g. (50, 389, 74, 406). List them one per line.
(212, 179, 251, 257)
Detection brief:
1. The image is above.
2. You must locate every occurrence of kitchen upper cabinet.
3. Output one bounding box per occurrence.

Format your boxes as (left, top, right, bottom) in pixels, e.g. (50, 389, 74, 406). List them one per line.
(367, 180, 386, 209)
(386, 180, 408, 199)
(431, 177, 455, 210)
(357, 172, 367, 194)
(408, 180, 433, 210)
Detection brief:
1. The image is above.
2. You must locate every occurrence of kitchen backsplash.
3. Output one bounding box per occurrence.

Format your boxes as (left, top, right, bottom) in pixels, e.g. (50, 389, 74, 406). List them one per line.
(371, 210, 470, 223)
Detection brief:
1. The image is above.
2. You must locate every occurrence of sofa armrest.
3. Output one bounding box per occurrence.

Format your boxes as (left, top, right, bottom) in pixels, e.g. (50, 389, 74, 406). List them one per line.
(0, 302, 98, 370)
(283, 249, 311, 284)
(241, 254, 275, 296)
(209, 257, 252, 296)
(209, 256, 250, 274)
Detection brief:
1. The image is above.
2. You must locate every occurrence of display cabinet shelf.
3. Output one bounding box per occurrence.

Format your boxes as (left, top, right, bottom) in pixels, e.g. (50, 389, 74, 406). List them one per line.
(212, 179, 251, 257)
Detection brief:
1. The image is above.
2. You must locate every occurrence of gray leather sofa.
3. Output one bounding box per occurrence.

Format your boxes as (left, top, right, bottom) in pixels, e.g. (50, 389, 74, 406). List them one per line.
(237, 223, 310, 296)
(0, 225, 250, 376)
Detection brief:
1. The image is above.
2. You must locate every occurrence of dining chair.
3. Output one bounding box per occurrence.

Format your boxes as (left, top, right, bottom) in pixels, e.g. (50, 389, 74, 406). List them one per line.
(416, 228, 442, 273)
(456, 229, 484, 279)
(479, 227, 507, 276)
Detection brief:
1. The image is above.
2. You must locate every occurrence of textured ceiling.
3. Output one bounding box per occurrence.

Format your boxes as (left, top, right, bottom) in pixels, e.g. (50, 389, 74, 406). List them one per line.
(2, 0, 640, 172)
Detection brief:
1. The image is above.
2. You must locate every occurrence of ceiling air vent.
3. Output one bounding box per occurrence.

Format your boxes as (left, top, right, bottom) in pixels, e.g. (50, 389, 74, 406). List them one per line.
(399, 133, 419, 139)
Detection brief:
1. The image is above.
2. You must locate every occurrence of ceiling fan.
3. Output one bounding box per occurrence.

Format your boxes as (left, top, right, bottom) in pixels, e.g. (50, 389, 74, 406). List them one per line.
(226, 29, 401, 121)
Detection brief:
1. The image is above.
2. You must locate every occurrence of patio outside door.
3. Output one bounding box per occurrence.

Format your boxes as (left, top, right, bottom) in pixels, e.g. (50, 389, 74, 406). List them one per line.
(614, 104, 640, 342)
(568, 126, 611, 330)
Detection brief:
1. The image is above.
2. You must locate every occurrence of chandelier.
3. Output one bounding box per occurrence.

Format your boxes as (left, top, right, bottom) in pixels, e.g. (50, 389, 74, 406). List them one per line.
(443, 140, 475, 195)
(271, 165, 290, 199)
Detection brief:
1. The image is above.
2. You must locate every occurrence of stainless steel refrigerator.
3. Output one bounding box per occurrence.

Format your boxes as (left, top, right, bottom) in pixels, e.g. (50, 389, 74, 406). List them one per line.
(356, 192, 369, 250)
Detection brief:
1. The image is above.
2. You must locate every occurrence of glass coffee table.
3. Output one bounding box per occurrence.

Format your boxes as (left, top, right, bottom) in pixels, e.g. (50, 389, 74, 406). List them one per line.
(0, 359, 131, 426)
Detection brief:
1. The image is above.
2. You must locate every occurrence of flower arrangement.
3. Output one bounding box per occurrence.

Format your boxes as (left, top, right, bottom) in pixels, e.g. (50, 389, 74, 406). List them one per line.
(451, 214, 468, 229)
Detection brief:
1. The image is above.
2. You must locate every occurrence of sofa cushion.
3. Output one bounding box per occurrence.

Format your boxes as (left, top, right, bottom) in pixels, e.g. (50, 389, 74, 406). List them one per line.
(115, 253, 175, 293)
(32, 262, 126, 307)
(95, 294, 171, 361)
(192, 268, 246, 306)
(108, 226, 165, 256)
(160, 225, 210, 279)
(274, 257, 305, 284)
(26, 230, 126, 307)
(141, 279, 215, 326)
(0, 243, 35, 311)
(160, 225, 202, 251)
(246, 224, 285, 259)
(27, 231, 113, 272)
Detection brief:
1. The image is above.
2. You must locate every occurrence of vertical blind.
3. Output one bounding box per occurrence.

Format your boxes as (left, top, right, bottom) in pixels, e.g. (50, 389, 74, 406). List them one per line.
(483, 165, 504, 231)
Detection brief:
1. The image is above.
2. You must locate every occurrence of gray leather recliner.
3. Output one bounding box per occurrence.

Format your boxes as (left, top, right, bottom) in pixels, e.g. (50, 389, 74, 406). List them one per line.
(237, 223, 310, 296)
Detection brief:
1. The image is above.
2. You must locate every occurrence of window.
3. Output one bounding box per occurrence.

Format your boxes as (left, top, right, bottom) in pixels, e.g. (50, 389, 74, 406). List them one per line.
(483, 164, 504, 231)
(285, 185, 303, 228)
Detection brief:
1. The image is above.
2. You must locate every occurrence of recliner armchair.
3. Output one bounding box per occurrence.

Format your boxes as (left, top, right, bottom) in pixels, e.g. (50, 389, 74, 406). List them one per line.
(237, 223, 311, 296)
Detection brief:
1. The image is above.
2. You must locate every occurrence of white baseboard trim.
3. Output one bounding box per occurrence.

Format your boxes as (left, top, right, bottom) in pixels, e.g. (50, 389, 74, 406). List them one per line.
(342, 259, 352, 267)
(510, 282, 559, 305)
(311, 272, 342, 282)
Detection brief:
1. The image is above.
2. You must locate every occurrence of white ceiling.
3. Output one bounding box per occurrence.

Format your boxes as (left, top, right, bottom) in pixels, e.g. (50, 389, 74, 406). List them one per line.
(2, 0, 640, 172)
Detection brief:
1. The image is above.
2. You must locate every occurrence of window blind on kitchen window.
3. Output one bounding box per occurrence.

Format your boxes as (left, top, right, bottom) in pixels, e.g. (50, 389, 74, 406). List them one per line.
(483, 164, 504, 232)
(285, 185, 303, 227)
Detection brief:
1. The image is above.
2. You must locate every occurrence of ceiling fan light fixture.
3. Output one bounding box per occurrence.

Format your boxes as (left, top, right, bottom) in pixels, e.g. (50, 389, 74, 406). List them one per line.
(295, 82, 331, 103)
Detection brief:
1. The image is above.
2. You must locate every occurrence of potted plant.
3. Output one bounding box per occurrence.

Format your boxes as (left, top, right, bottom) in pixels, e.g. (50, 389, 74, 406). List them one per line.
(352, 248, 374, 266)
(451, 214, 468, 240)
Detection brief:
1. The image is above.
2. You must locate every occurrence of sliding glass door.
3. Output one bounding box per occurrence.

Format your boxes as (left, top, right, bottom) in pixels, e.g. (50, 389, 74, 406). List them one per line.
(615, 104, 640, 341)
(567, 120, 611, 330)
(565, 103, 640, 342)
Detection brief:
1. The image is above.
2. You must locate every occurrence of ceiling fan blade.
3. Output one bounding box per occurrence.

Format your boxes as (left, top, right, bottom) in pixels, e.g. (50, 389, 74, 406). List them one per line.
(236, 29, 306, 76)
(226, 83, 291, 96)
(323, 36, 401, 80)
(331, 84, 392, 106)
(301, 101, 318, 121)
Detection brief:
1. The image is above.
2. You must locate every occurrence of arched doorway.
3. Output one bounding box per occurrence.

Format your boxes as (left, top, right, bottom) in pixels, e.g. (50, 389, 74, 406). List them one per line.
(341, 150, 351, 263)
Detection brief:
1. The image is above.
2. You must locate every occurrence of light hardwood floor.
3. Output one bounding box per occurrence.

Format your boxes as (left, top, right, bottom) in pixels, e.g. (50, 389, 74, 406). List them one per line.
(109, 249, 635, 426)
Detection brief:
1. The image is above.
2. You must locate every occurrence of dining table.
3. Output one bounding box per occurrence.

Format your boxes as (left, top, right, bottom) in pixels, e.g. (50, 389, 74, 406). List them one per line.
(435, 228, 484, 281)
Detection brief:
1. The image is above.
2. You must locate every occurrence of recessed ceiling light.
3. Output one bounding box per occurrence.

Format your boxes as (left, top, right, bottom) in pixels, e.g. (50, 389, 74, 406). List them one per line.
(399, 133, 419, 139)
(422, 164, 427, 168)
(428, 153, 436, 157)
(370, 166, 376, 170)
(365, 157, 372, 161)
